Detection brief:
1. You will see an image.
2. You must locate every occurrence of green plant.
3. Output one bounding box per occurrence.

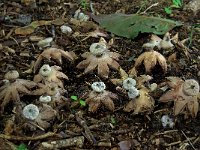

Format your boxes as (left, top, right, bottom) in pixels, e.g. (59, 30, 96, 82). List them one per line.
(164, 0, 182, 14)
(80, 0, 89, 10)
(17, 144, 28, 150)
(110, 116, 116, 124)
(70, 95, 86, 106)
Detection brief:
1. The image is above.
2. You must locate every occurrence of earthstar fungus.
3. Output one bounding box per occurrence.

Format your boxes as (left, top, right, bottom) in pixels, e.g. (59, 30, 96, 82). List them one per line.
(0, 70, 37, 114)
(159, 77, 199, 118)
(85, 82, 118, 112)
(77, 38, 121, 78)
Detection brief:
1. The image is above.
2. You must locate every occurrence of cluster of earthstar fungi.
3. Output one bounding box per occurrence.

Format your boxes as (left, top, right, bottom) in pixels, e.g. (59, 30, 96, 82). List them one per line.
(0, 30, 200, 134)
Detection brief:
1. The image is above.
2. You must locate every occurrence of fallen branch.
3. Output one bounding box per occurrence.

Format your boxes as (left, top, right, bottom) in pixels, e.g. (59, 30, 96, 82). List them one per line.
(40, 136, 85, 149)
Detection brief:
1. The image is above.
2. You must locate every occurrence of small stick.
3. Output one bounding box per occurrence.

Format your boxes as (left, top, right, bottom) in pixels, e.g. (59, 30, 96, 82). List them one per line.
(76, 113, 97, 144)
(141, 3, 159, 14)
(40, 136, 85, 149)
(0, 132, 56, 141)
(181, 130, 196, 150)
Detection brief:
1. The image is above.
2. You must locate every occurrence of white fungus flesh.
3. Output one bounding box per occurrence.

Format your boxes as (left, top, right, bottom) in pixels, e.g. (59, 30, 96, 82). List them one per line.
(89, 43, 107, 56)
(4, 70, 19, 80)
(91, 82, 106, 93)
(161, 115, 174, 128)
(23, 104, 39, 120)
(39, 64, 52, 77)
(183, 79, 199, 96)
(127, 87, 139, 99)
(39, 95, 52, 103)
(122, 78, 136, 90)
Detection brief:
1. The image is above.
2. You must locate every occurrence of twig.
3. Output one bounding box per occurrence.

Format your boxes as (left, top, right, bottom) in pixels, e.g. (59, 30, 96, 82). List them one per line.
(141, 3, 159, 14)
(76, 113, 97, 144)
(40, 136, 85, 149)
(181, 130, 196, 150)
(155, 130, 178, 136)
(0, 132, 56, 141)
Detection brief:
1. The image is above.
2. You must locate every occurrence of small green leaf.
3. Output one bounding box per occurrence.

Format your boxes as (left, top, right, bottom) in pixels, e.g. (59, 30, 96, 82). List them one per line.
(71, 95, 78, 101)
(17, 144, 28, 150)
(79, 99, 86, 106)
(111, 116, 116, 124)
(172, 0, 182, 7)
(164, 7, 172, 14)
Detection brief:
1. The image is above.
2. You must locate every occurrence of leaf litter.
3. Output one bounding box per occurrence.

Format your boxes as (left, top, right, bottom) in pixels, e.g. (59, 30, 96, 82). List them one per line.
(0, 0, 200, 150)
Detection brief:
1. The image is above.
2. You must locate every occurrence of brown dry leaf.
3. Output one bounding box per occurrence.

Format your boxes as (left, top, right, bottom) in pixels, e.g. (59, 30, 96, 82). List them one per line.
(131, 50, 167, 74)
(70, 18, 98, 33)
(15, 20, 54, 35)
(76, 28, 108, 41)
(124, 88, 154, 114)
(0, 138, 16, 150)
(3, 116, 15, 136)
(21, 0, 36, 6)
(0, 45, 15, 56)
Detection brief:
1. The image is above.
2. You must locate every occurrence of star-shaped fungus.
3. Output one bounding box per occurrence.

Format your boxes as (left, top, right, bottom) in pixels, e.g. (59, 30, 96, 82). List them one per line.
(159, 77, 200, 118)
(142, 32, 174, 50)
(22, 103, 57, 130)
(0, 70, 37, 113)
(129, 50, 167, 74)
(33, 82, 67, 105)
(84, 82, 118, 112)
(111, 68, 154, 114)
(76, 38, 121, 78)
(33, 64, 68, 88)
(34, 47, 75, 73)
(123, 87, 154, 114)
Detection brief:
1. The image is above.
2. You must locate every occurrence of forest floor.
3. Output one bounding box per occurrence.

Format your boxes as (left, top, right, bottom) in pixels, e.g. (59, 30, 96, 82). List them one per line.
(0, 0, 200, 150)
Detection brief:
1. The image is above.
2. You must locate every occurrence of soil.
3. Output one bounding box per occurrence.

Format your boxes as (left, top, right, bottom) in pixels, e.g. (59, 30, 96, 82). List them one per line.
(0, 0, 200, 150)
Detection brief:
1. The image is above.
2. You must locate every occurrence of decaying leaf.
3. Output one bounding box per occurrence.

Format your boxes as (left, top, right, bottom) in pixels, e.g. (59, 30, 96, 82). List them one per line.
(15, 19, 65, 35)
(91, 13, 182, 39)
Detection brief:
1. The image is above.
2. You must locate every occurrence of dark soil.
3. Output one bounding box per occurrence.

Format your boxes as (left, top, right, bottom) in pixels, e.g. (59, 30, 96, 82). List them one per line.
(0, 0, 200, 150)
